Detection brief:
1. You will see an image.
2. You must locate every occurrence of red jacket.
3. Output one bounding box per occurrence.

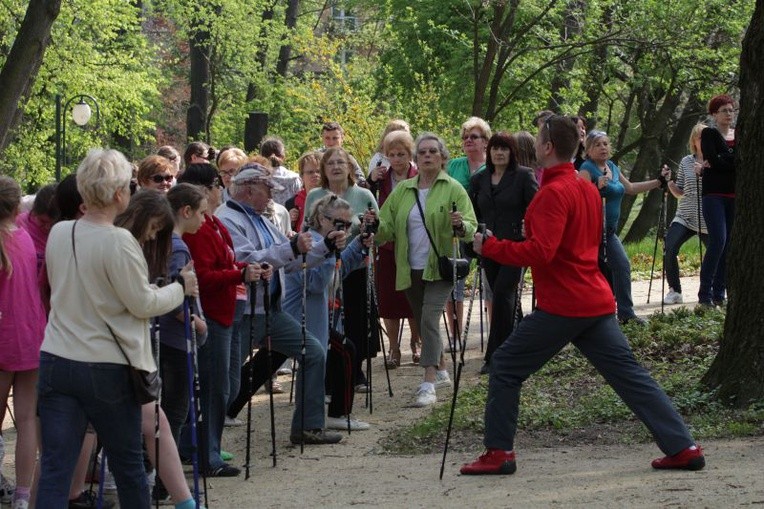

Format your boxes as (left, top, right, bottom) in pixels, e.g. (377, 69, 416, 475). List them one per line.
(183, 214, 246, 326)
(482, 162, 615, 317)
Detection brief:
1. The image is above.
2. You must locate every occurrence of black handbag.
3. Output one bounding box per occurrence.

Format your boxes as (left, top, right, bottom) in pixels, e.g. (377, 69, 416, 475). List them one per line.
(412, 189, 470, 280)
(71, 221, 161, 404)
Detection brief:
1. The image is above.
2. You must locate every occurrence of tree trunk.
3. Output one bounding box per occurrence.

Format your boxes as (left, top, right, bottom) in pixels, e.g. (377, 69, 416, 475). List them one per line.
(0, 0, 62, 152)
(547, 0, 584, 112)
(276, 0, 301, 78)
(187, 27, 210, 141)
(702, 0, 764, 407)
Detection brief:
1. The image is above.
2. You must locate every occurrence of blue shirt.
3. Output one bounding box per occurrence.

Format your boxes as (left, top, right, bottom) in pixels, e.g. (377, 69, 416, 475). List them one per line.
(157, 234, 192, 351)
(579, 159, 625, 232)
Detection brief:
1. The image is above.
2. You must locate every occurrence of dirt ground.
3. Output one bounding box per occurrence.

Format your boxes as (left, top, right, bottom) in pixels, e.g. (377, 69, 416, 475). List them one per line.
(3, 276, 763, 508)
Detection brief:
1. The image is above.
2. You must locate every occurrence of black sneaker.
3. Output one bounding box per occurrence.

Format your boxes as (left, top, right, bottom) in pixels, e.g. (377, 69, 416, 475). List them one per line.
(289, 428, 343, 445)
(206, 463, 241, 477)
(479, 362, 490, 375)
(69, 490, 115, 509)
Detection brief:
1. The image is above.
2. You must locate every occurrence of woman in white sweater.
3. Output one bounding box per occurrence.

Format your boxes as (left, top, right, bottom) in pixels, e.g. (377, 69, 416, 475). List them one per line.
(36, 149, 198, 509)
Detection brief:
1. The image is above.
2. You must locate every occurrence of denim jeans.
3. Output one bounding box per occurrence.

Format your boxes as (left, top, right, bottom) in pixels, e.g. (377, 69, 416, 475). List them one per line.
(484, 311, 694, 455)
(180, 319, 232, 470)
(227, 311, 326, 434)
(37, 352, 149, 509)
(605, 232, 636, 320)
(699, 195, 734, 303)
(664, 222, 708, 293)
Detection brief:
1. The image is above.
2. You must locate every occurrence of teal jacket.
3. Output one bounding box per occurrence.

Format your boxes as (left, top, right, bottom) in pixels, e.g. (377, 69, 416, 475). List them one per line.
(375, 171, 477, 291)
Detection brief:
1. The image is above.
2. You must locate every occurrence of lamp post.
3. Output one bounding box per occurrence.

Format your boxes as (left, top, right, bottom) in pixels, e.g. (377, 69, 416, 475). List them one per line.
(55, 93, 101, 182)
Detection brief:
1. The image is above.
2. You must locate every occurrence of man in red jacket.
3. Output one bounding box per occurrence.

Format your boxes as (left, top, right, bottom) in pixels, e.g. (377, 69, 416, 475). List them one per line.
(460, 115, 704, 475)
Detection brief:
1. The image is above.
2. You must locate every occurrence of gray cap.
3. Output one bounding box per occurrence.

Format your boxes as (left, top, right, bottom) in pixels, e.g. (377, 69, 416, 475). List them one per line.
(232, 163, 284, 191)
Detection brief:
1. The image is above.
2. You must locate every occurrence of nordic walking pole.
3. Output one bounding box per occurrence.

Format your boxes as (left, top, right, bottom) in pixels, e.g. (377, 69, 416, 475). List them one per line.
(262, 268, 278, 467)
(449, 202, 462, 378)
(646, 208, 661, 304)
(439, 222, 485, 480)
(244, 274, 257, 479)
(289, 358, 296, 404)
(299, 252, 307, 453)
(329, 225, 352, 434)
(364, 230, 373, 413)
(151, 286, 163, 509)
(182, 298, 202, 508)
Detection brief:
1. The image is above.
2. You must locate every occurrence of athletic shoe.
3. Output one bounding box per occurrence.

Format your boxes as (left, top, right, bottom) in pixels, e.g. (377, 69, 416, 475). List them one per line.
(651, 445, 705, 471)
(206, 463, 241, 477)
(224, 416, 244, 427)
(435, 370, 452, 388)
(355, 383, 369, 394)
(265, 379, 284, 394)
(413, 384, 436, 407)
(220, 450, 234, 461)
(0, 473, 14, 504)
(663, 290, 683, 304)
(69, 490, 116, 509)
(276, 366, 293, 376)
(460, 449, 517, 475)
(289, 429, 343, 445)
(479, 362, 490, 376)
(325, 415, 371, 431)
(12, 499, 29, 509)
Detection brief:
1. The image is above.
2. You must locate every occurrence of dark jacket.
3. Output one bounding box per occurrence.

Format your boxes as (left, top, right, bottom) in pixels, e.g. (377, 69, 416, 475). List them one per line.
(469, 165, 538, 241)
(700, 127, 736, 196)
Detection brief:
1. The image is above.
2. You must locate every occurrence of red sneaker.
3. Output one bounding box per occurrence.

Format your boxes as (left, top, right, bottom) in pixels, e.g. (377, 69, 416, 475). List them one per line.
(651, 445, 705, 471)
(460, 449, 517, 475)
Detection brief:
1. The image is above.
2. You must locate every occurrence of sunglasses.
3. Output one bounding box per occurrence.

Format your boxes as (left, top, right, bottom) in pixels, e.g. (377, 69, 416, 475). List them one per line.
(324, 215, 352, 229)
(462, 134, 484, 141)
(151, 174, 173, 183)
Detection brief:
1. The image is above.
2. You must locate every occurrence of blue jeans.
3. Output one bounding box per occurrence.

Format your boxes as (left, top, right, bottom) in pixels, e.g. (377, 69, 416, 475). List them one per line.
(664, 222, 707, 293)
(484, 311, 694, 455)
(605, 232, 636, 320)
(699, 196, 734, 304)
(228, 311, 326, 433)
(37, 352, 149, 509)
(180, 319, 232, 470)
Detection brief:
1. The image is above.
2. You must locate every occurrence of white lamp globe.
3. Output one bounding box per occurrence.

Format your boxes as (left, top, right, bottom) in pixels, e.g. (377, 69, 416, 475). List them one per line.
(71, 100, 92, 126)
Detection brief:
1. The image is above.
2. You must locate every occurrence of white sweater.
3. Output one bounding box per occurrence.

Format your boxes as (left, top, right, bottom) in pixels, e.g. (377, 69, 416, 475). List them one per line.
(42, 220, 184, 372)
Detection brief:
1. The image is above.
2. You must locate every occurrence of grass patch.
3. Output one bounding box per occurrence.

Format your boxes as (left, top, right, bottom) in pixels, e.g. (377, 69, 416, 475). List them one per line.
(382, 307, 764, 455)
(626, 233, 703, 279)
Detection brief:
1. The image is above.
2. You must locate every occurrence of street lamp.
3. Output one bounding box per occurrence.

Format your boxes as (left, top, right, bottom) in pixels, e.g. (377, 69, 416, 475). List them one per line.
(55, 94, 101, 182)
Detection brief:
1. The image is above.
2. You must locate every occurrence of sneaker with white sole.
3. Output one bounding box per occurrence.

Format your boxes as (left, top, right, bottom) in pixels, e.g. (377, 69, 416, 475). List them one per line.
(325, 415, 371, 431)
(0, 473, 14, 504)
(413, 384, 437, 407)
(663, 289, 683, 304)
(224, 416, 244, 427)
(435, 370, 452, 388)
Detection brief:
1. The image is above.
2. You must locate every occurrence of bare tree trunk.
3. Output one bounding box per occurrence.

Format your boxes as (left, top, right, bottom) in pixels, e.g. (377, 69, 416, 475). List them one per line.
(547, 0, 584, 112)
(0, 0, 62, 152)
(702, 0, 764, 406)
(187, 27, 210, 141)
(276, 0, 301, 77)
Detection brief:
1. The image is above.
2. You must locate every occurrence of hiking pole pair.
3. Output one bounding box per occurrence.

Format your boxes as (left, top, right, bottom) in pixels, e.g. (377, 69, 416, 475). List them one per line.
(439, 222, 486, 480)
(646, 186, 669, 312)
(447, 203, 463, 378)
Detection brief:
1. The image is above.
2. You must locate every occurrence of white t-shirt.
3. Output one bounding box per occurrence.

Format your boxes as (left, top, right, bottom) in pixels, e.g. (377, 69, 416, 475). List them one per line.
(407, 188, 431, 270)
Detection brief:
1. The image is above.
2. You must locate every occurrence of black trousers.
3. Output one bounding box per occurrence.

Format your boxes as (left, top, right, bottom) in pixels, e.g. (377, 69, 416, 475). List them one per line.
(483, 258, 523, 363)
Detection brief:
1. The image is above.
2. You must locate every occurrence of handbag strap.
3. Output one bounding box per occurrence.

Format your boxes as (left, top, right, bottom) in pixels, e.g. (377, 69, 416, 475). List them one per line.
(71, 220, 136, 369)
(412, 187, 441, 258)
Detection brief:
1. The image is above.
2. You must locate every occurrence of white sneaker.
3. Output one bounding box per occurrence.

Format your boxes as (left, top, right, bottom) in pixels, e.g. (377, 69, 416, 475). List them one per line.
(12, 499, 28, 509)
(325, 415, 371, 431)
(435, 370, 452, 388)
(224, 416, 244, 427)
(663, 290, 683, 304)
(413, 384, 437, 407)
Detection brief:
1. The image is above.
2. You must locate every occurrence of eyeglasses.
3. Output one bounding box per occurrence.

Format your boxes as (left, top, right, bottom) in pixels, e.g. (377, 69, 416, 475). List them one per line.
(462, 134, 484, 141)
(324, 215, 352, 229)
(417, 148, 440, 155)
(151, 174, 174, 183)
(717, 107, 736, 114)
